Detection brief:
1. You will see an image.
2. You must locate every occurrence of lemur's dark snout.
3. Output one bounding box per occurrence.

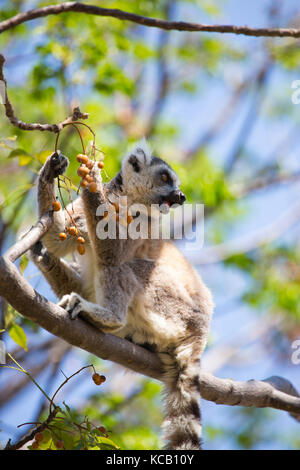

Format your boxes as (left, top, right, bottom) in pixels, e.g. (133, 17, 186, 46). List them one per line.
(168, 190, 186, 205)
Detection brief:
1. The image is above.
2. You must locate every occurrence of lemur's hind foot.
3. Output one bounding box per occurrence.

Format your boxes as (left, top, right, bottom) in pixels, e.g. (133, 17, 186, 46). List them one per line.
(58, 292, 124, 332)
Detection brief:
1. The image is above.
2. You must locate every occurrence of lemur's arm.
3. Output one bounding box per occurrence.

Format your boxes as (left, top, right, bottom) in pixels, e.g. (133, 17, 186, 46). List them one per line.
(57, 163, 144, 332)
(37, 151, 68, 216)
(37, 151, 81, 257)
(31, 152, 90, 298)
(29, 241, 87, 298)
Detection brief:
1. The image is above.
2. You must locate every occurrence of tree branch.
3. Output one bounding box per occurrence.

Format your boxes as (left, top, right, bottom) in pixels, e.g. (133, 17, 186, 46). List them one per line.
(193, 199, 300, 264)
(232, 170, 300, 198)
(200, 372, 300, 421)
(0, 254, 163, 381)
(1, 2, 300, 38)
(184, 60, 272, 161)
(224, 63, 271, 174)
(5, 407, 59, 450)
(0, 215, 299, 421)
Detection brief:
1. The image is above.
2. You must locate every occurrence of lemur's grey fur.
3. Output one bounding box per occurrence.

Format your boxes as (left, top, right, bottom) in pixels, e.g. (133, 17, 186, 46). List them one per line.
(31, 139, 214, 450)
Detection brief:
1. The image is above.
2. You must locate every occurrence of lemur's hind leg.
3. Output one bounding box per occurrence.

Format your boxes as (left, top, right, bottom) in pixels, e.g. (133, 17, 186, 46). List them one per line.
(29, 241, 86, 298)
(58, 262, 139, 332)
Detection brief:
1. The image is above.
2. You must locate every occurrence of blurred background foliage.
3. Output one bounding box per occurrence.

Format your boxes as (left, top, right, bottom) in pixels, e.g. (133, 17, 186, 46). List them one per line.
(0, 0, 300, 450)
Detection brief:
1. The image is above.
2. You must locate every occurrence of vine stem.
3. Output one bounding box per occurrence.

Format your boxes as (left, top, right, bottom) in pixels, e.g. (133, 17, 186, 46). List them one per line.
(7, 353, 53, 404)
(55, 122, 86, 154)
(49, 364, 95, 413)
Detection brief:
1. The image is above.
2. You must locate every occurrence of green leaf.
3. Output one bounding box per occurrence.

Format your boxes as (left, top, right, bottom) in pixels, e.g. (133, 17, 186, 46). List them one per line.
(19, 254, 29, 275)
(19, 155, 33, 166)
(93, 435, 120, 449)
(8, 148, 30, 158)
(8, 324, 28, 351)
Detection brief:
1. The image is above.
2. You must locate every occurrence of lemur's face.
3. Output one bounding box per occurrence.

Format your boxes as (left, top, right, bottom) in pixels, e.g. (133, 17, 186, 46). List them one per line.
(121, 140, 186, 213)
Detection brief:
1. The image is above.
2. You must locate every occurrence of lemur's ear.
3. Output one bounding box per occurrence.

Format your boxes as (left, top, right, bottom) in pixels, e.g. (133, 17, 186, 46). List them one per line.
(122, 138, 152, 173)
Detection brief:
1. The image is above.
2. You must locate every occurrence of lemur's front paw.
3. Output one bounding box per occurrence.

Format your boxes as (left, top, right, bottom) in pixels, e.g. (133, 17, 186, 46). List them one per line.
(49, 150, 69, 178)
(58, 292, 87, 320)
(41, 151, 69, 183)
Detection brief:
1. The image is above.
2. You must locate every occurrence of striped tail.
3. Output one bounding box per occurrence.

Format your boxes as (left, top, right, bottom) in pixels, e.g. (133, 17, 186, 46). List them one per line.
(160, 340, 203, 450)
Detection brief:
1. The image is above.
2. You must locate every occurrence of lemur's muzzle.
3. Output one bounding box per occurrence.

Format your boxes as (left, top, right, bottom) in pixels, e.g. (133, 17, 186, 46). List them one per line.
(167, 190, 186, 205)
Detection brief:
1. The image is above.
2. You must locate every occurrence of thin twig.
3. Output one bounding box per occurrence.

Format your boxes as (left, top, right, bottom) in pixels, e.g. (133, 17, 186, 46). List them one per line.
(1, 2, 300, 38)
(4, 407, 59, 450)
(0, 53, 88, 132)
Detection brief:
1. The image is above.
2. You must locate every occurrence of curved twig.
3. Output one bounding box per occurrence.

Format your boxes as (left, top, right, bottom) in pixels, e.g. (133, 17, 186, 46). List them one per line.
(0, 54, 88, 133)
(1, 2, 300, 38)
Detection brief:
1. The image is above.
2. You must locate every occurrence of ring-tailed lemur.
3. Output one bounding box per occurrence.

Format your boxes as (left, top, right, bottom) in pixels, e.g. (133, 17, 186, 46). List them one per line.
(30, 140, 214, 450)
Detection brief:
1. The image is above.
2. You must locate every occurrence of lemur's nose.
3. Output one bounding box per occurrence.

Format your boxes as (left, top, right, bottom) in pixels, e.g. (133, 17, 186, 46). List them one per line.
(179, 191, 186, 204)
(169, 190, 186, 205)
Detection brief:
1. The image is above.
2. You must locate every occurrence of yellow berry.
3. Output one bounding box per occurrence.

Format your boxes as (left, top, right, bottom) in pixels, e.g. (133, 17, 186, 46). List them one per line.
(88, 182, 97, 193)
(86, 160, 94, 170)
(92, 373, 102, 385)
(85, 175, 94, 183)
(77, 244, 85, 255)
(77, 166, 90, 178)
(35, 432, 44, 443)
(67, 226, 78, 237)
(52, 200, 61, 212)
(59, 232, 67, 241)
(56, 440, 64, 449)
(80, 179, 89, 188)
(76, 154, 89, 164)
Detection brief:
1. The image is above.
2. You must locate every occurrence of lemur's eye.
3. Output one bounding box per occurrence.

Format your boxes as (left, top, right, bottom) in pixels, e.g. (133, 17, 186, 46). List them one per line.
(161, 173, 168, 183)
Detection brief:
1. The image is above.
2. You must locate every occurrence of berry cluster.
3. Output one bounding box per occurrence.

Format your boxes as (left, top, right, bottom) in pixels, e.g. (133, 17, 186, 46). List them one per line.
(31, 431, 64, 450)
(77, 153, 103, 192)
(52, 153, 106, 256)
(92, 372, 106, 386)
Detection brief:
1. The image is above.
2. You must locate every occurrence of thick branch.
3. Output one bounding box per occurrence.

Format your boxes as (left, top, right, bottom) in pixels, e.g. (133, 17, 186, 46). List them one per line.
(5, 211, 53, 263)
(0, 216, 299, 419)
(0, 256, 163, 381)
(1, 2, 300, 38)
(200, 373, 300, 421)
